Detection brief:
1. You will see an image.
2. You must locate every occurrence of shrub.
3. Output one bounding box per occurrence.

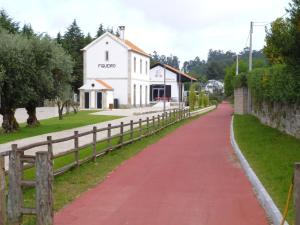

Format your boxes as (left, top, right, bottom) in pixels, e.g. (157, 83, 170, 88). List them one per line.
(188, 84, 197, 110)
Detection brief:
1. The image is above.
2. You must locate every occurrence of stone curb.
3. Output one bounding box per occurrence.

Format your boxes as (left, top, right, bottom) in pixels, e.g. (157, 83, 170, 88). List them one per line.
(230, 116, 289, 225)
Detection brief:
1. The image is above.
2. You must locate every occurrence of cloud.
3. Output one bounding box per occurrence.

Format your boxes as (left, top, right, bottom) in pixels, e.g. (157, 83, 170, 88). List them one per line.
(0, 0, 290, 63)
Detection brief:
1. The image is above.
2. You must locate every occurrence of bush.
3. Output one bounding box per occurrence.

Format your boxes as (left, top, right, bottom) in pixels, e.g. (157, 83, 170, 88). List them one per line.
(204, 94, 209, 107)
(247, 65, 300, 104)
(233, 72, 248, 89)
(210, 100, 218, 106)
(188, 84, 197, 110)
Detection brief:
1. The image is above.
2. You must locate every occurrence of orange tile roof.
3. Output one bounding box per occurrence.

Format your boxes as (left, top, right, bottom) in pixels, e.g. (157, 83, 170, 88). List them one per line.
(96, 79, 113, 90)
(124, 40, 149, 57)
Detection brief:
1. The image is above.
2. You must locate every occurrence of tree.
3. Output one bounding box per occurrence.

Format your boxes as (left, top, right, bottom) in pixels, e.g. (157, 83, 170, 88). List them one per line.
(96, 23, 105, 38)
(50, 43, 74, 120)
(56, 32, 63, 45)
(188, 84, 197, 110)
(264, 0, 300, 66)
(264, 18, 292, 64)
(84, 32, 93, 45)
(150, 51, 180, 69)
(0, 31, 33, 132)
(61, 20, 85, 93)
(0, 10, 19, 34)
(21, 24, 35, 38)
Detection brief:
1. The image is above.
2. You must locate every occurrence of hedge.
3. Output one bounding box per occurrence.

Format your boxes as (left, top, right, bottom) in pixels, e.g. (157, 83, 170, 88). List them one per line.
(234, 64, 300, 104)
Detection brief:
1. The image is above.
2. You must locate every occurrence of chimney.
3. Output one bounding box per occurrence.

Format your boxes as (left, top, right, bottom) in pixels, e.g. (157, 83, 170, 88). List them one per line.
(119, 26, 125, 40)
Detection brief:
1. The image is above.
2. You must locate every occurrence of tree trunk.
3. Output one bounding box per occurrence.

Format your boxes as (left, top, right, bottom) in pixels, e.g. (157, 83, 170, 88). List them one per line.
(1, 108, 19, 133)
(57, 101, 64, 120)
(26, 104, 40, 127)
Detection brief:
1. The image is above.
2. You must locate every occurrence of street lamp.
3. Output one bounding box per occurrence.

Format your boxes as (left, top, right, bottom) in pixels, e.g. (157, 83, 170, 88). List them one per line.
(163, 64, 166, 114)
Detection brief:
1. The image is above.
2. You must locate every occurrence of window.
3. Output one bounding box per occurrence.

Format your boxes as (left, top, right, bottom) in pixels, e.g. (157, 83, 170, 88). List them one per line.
(134, 57, 136, 73)
(140, 59, 142, 74)
(105, 51, 109, 61)
(145, 61, 148, 74)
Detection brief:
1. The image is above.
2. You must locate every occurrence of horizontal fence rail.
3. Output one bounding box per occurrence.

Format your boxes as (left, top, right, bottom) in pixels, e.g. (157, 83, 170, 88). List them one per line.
(0, 106, 215, 225)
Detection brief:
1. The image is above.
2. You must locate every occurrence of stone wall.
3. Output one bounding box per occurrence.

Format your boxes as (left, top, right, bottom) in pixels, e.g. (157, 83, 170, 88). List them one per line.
(234, 87, 248, 115)
(252, 101, 300, 139)
(234, 87, 300, 139)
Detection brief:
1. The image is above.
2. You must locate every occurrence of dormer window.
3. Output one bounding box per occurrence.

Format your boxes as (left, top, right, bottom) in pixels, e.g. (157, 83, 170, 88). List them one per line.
(105, 51, 109, 61)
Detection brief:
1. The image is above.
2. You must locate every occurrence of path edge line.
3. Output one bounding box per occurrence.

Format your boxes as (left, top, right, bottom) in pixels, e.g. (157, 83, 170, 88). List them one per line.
(230, 115, 289, 225)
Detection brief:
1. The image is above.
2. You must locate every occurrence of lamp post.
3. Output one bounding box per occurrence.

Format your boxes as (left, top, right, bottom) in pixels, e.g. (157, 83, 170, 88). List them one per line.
(163, 65, 166, 114)
(236, 54, 239, 75)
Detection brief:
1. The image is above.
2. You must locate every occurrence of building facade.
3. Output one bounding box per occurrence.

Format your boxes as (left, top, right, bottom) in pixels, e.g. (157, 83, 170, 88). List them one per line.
(149, 63, 197, 103)
(79, 29, 150, 109)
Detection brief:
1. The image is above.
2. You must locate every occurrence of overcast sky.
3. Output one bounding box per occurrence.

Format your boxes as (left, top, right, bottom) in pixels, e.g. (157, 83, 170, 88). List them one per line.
(0, 0, 289, 64)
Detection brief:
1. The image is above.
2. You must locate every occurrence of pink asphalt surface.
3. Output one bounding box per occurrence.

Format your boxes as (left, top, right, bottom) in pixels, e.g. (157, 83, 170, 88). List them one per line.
(55, 103, 269, 225)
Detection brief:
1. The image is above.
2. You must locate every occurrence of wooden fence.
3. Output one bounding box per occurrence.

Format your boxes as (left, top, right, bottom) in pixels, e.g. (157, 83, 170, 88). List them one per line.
(0, 108, 198, 225)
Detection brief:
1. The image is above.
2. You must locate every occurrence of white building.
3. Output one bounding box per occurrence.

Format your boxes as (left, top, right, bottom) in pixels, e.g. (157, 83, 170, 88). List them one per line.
(79, 27, 150, 109)
(79, 27, 196, 109)
(204, 80, 224, 94)
(149, 63, 196, 103)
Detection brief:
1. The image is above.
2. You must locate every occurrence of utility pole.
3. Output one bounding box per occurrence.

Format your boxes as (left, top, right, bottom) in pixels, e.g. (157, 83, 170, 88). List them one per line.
(236, 54, 239, 75)
(249, 21, 253, 71)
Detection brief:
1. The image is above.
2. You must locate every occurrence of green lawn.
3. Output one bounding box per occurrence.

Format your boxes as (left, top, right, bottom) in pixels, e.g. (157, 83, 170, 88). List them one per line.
(19, 110, 210, 225)
(0, 110, 121, 144)
(234, 115, 300, 224)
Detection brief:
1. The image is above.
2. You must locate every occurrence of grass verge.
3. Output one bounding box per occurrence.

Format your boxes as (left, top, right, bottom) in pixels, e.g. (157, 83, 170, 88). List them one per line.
(233, 114, 300, 224)
(20, 110, 211, 225)
(0, 111, 121, 144)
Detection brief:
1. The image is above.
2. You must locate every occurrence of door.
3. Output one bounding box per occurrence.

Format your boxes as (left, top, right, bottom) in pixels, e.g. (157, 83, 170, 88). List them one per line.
(159, 89, 164, 99)
(97, 92, 102, 109)
(153, 89, 159, 101)
(84, 92, 89, 109)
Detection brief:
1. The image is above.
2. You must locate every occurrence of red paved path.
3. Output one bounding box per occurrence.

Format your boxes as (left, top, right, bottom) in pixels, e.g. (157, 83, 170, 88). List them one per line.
(55, 103, 269, 225)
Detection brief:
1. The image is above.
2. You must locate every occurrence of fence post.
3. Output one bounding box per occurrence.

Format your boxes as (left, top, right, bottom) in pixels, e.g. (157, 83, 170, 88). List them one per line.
(35, 151, 53, 225)
(93, 127, 97, 162)
(173, 109, 176, 122)
(295, 163, 300, 225)
(139, 119, 142, 138)
(0, 155, 6, 225)
(146, 117, 149, 135)
(162, 113, 165, 128)
(7, 144, 22, 225)
(165, 112, 169, 126)
(74, 131, 79, 168)
(107, 124, 112, 151)
(157, 115, 160, 131)
(130, 120, 133, 141)
(189, 107, 191, 117)
(47, 136, 53, 160)
(152, 116, 155, 134)
(120, 122, 124, 147)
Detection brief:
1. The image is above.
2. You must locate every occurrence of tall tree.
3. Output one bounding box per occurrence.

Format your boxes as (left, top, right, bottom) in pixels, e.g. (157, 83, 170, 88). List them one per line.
(84, 32, 93, 45)
(21, 24, 35, 38)
(96, 23, 105, 38)
(61, 20, 85, 93)
(0, 10, 19, 34)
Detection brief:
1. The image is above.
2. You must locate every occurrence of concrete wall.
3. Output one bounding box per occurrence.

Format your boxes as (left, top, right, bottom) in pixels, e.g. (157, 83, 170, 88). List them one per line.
(234, 87, 248, 115)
